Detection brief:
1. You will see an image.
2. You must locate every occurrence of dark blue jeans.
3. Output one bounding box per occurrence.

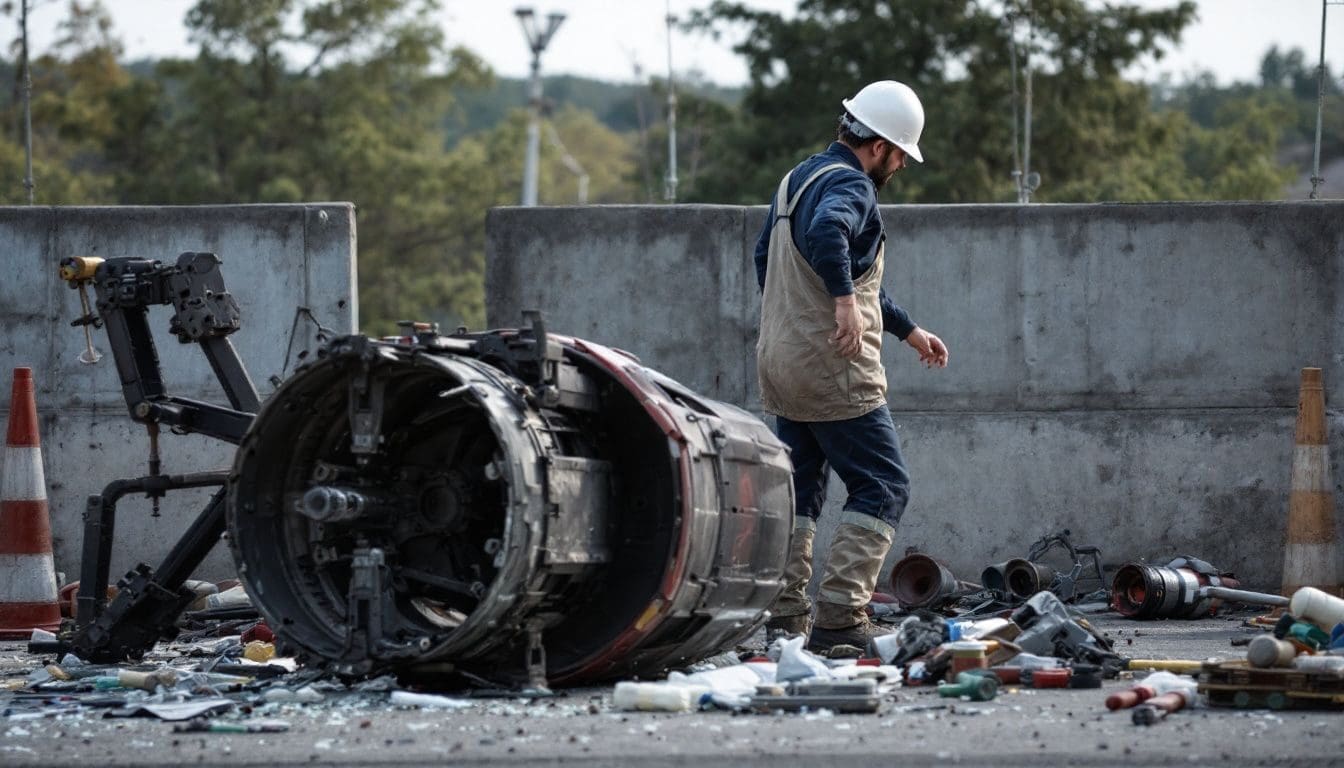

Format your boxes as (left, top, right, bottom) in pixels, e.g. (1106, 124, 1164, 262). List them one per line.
(777, 406, 909, 530)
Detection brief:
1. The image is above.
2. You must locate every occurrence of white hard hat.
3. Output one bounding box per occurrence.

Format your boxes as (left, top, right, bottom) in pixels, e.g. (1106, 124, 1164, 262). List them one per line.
(842, 80, 925, 163)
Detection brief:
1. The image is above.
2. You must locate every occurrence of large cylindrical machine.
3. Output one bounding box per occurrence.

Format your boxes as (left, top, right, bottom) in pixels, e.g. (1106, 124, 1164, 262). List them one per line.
(226, 320, 793, 685)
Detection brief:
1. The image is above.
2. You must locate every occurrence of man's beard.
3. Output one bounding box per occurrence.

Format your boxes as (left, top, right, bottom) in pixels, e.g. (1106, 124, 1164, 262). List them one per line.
(867, 145, 898, 189)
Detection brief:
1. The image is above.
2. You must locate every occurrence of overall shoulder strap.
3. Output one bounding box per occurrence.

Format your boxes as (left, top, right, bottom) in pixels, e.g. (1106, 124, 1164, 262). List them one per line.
(781, 162, 856, 217)
(772, 169, 794, 214)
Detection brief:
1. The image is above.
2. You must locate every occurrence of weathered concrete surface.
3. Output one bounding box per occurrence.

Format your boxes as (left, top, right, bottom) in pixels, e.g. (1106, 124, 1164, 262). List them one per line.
(486, 202, 1344, 589)
(0, 616, 1338, 768)
(0, 205, 357, 581)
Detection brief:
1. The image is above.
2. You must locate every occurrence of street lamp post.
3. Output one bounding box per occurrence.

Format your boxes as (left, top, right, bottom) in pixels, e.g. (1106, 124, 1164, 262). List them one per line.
(1310, 0, 1343, 200)
(516, 7, 565, 207)
(21, 0, 35, 204)
(664, 1, 678, 203)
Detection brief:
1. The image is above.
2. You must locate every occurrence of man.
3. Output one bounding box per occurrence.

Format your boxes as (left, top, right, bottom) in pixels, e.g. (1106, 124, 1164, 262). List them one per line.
(754, 80, 949, 652)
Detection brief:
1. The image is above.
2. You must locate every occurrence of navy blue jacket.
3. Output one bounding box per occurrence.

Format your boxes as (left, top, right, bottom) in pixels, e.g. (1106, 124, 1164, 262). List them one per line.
(753, 142, 915, 340)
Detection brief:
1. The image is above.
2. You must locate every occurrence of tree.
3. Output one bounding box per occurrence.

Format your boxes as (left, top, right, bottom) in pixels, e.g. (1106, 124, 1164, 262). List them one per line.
(686, 0, 1244, 204)
(93, 0, 496, 333)
(0, 0, 127, 203)
(1156, 47, 1341, 192)
(628, 75, 736, 202)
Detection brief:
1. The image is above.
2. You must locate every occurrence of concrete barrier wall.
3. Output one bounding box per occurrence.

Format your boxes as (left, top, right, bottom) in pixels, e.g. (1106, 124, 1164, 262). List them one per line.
(0, 205, 357, 582)
(487, 202, 1344, 589)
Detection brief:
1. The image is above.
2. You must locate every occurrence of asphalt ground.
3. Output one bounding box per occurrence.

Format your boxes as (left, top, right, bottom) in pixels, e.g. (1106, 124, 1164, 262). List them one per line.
(1, 612, 1342, 768)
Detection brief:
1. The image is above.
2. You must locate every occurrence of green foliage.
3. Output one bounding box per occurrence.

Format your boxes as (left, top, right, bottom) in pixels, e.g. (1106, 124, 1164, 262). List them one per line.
(1157, 47, 1343, 178)
(0, 0, 1330, 335)
(0, 0, 670, 333)
(686, 0, 1299, 203)
(0, 1, 128, 203)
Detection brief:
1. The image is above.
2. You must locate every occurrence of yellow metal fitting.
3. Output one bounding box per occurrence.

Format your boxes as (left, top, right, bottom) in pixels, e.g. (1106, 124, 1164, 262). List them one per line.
(59, 256, 103, 283)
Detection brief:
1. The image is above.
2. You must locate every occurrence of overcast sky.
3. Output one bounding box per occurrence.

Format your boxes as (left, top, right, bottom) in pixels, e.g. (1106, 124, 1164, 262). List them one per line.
(11, 0, 1344, 86)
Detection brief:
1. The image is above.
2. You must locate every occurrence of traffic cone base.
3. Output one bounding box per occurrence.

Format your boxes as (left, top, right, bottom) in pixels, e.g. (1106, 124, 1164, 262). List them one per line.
(0, 553, 61, 636)
(0, 369, 61, 638)
(1281, 368, 1342, 597)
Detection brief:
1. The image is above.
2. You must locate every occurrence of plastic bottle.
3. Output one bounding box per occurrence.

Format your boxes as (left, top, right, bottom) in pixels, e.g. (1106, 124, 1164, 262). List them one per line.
(388, 690, 471, 708)
(937, 671, 998, 701)
(959, 618, 1011, 639)
(1013, 652, 1064, 670)
(946, 621, 965, 641)
(680, 663, 771, 694)
(262, 685, 324, 703)
(203, 585, 251, 610)
(612, 682, 697, 712)
(1289, 587, 1344, 631)
(1288, 621, 1331, 651)
(93, 669, 177, 692)
(1292, 655, 1344, 673)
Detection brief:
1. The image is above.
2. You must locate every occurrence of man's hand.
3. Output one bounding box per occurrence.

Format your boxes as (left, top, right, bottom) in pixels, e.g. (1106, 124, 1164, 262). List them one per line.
(904, 326, 948, 368)
(830, 294, 863, 360)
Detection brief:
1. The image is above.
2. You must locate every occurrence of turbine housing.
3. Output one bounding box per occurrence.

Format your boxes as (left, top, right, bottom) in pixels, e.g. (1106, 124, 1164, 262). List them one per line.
(227, 318, 793, 685)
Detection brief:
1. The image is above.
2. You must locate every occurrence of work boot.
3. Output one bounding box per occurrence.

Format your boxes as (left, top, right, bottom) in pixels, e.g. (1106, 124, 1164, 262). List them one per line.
(808, 517, 895, 653)
(764, 524, 815, 638)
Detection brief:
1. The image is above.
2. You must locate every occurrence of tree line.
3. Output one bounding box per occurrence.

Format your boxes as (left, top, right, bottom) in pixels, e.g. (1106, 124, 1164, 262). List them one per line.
(1, 0, 1338, 332)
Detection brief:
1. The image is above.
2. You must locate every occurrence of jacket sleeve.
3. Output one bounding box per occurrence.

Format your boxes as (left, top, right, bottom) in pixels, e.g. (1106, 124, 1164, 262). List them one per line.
(800, 175, 872, 297)
(880, 287, 916, 340)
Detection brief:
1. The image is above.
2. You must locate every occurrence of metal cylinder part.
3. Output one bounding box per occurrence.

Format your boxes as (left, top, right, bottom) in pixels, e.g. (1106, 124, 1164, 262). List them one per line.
(227, 329, 793, 684)
(1004, 558, 1055, 600)
(980, 561, 1011, 596)
(889, 553, 958, 609)
(1247, 635, 1297, 668)
(58, 255, 103, 282)
(1110, 562, 1242, 619)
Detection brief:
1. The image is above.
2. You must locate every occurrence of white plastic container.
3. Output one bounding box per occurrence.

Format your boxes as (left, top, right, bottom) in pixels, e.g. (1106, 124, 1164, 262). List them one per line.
(389, 690, 471, 708)
(613, 682, 699, 712)
(679, 663, 771, 694)
(960, 618, 1011, 639)
(1289, 587, 1344, 631)
(1012, 652, 1064, 670)
(203, 584, 251, 610)
(1292, 655, 1344, 673)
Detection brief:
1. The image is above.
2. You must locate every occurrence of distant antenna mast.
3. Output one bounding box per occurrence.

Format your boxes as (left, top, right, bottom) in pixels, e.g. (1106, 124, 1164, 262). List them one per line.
(1309, 0, 1343, 200)
(1008, 1, 1039, 204)
(20, 0, 35, 204)
(664, 0, 679, 203)
(515, 6, 566, 207)
(544, 121, 589, 204)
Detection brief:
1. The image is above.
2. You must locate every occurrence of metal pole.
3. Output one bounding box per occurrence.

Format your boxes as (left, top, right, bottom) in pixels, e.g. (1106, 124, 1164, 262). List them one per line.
(543, 120, 588, 204)
(21, 0, 35, 204)
(515, 8, 564, 207)
(1009, 12, 1024, 203)
(523, 52, 542, 206)
(1022, 29, 1033, 204)
(664, 1, 678, 202)
(1310, 0, 1329, 200)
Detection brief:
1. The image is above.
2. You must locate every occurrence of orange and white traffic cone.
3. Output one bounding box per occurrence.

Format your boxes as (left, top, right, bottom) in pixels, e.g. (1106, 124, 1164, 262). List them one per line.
(1281, 367, 1342, 597)
(0, 368, 61, 638)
